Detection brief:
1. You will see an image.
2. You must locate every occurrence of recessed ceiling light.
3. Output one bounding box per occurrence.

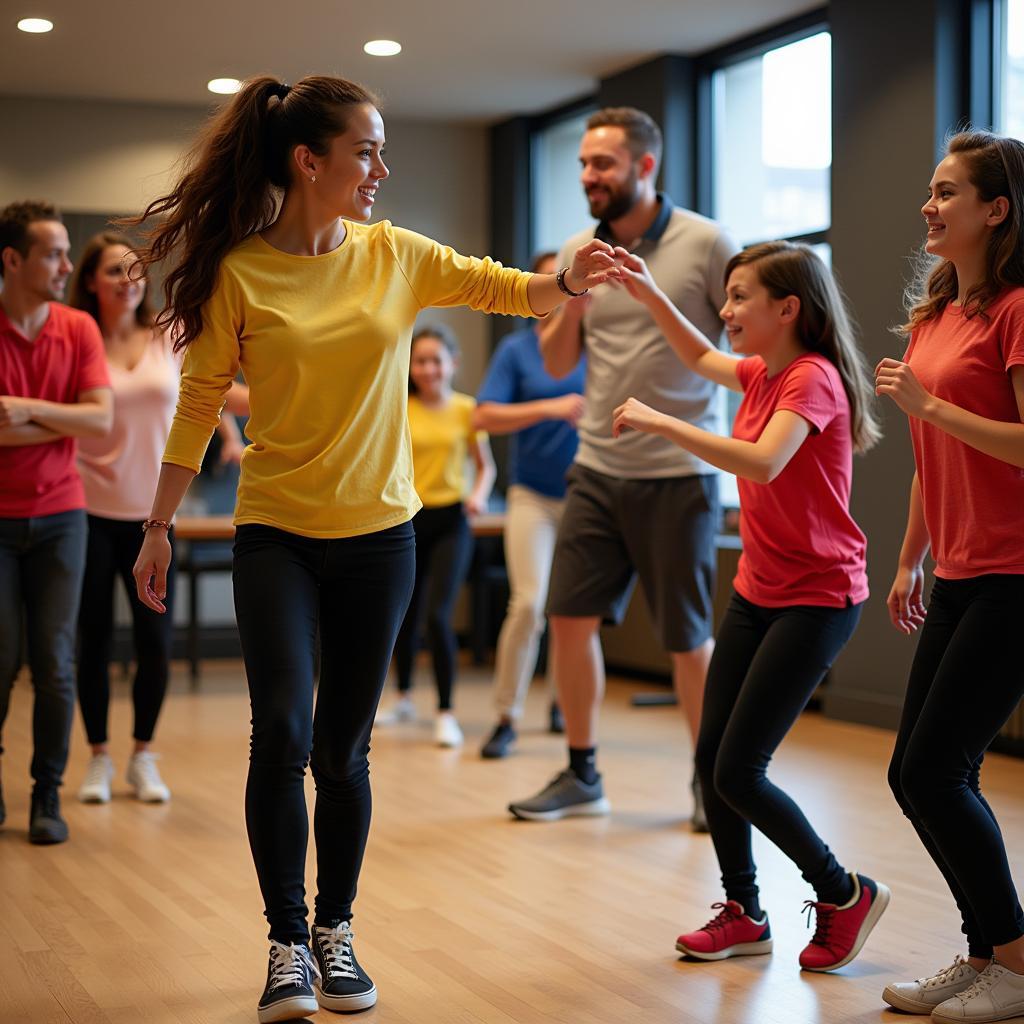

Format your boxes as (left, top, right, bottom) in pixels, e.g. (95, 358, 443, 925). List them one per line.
(207, 78, 242, 95)
(364, 39, 401, 57)
(17, 17, 53, 33)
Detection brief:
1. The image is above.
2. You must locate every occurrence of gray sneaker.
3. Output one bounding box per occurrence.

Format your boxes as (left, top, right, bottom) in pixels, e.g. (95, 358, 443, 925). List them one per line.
(508, 769, 610, 821)
(883, 956, 980, 1014)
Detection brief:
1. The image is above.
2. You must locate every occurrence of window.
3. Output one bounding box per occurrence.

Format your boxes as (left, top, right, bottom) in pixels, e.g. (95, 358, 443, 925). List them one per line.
(532, 109, 594, 254)
(997, 0, 1024, 136)
(711, 30, 832, 248)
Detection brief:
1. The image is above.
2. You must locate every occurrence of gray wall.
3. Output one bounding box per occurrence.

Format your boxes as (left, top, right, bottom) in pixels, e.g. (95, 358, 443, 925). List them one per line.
(823, 0, 965, 727)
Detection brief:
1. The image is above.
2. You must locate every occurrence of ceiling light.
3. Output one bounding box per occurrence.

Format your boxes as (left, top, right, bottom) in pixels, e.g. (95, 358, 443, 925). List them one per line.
(17, 17, 53, 33)
(364, 39, 401, 57)
(207, 78, 241, 95)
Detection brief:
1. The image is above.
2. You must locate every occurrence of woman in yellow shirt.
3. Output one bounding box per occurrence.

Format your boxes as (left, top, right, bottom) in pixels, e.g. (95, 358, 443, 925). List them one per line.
(378, 325, 495, 747)
(128, 74, 621, 1024)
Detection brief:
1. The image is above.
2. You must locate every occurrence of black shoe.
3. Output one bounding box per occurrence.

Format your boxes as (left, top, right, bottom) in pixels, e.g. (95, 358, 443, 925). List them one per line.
(481, 722, 517, 759)
(691, 773, 709, 834)
(312, 921, 378, 1012)
(548, 702, 565, 735)
(257, 941, 319, 1023)
(29, 787, 68, 845)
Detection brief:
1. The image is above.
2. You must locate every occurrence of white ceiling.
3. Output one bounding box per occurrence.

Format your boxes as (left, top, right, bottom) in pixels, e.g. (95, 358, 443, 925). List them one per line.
(2, 0, 821, 122)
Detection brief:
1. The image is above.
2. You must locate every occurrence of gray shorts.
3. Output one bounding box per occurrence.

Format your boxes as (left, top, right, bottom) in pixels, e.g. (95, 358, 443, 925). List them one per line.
(545, 464, 719, 652)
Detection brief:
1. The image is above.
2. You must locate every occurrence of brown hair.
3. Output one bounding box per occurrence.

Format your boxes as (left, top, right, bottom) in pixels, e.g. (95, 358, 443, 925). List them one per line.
(68, 231, 155, 328)
(126, 74, 378, 351)
(727, 242, 882, 453)
(0, 200, 62, 278)
(586, 107, 663, 168)
(901, 129, 1024, 334)
(530, 250, 558, 274)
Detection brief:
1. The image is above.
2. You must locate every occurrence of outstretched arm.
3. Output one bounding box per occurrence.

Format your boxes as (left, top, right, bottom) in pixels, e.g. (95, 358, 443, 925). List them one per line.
(613, 399, 810, 483)
(616, 253, 742, 392)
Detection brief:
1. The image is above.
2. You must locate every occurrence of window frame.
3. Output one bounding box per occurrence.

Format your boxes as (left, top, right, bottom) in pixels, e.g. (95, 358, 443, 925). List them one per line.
(694, 9, 830, 248)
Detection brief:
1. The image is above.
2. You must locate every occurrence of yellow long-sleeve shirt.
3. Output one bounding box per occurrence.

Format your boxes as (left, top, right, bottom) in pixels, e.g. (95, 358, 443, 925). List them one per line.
(162, 221, 535, 537)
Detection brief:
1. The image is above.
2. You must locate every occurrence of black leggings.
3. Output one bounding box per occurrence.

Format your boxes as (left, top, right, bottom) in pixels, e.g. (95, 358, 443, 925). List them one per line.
(889, 574, 1024, 956)
(695, 592, 862, 913)
(232, 521, 415, 945)
(394, 503, 474, 711)
(77, 515, 176, 746)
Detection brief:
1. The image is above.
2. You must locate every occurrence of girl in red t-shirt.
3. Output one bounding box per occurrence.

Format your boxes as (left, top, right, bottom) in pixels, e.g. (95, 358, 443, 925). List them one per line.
(612, 241, 886, 973)
(876, 130, 1024, 1021)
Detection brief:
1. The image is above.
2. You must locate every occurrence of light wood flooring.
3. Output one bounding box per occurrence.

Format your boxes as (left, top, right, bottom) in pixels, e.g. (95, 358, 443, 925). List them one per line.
(1, 659, 1023, 1024)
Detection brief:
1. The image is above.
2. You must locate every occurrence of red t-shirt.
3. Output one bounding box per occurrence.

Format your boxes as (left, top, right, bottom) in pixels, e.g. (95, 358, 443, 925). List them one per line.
(0, 302, 110, 518)
(905, 288, 1024, 578)
(732, 353, 868, 608)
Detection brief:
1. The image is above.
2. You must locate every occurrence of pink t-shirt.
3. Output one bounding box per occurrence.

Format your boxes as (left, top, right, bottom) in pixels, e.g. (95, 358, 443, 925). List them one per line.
(732, 353, 869, 608)
(77, 332, 180, 521)
(0, 302, 110, 518)
(905, 287, 1024, 578)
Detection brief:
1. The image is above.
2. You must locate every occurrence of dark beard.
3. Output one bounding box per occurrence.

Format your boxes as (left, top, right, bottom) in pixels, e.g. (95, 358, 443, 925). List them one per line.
(587, 169, 641, 223)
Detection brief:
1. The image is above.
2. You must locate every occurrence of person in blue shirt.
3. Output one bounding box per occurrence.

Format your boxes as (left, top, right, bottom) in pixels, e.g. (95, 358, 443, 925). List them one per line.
(475, 252, 587, 758)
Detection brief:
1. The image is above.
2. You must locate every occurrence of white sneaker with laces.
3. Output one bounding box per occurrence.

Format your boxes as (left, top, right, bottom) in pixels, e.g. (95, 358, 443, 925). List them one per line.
(932, 961, 1024, 1023)
(374, 695, 416, 726)
(78, 753, 114, 804)
(882, 955, 980, 1013)
(434, 711, 463, 748)
(126, 751, 170, 802)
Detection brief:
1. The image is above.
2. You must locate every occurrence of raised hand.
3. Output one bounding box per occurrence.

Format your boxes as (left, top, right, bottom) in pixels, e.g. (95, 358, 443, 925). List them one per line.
(566, 238, 625, 292)
(875, 358, 934, 419)
(612, 396, 664, 438)
(549, 393, 585, 426)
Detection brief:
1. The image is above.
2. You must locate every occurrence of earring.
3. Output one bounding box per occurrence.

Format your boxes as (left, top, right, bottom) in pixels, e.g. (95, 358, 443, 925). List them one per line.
(310, 174, 316, 183)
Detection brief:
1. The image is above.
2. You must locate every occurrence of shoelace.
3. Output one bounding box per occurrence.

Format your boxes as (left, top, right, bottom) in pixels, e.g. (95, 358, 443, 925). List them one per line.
(83, 757, 110, 788)
(317, 924, 359, 980)
(802, 900, 836, 949)
(921, 955, 972, 990)
(700, 902, 744, 933)
(267, 941, 320, 993)
(954, 963, 1005, 1003)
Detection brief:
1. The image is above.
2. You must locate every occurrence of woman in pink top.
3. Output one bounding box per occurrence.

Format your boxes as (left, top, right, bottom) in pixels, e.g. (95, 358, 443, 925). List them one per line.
(69, 232, 247, 806)
(612, 242, 888, 973)
(876, 131, 1024, 1023)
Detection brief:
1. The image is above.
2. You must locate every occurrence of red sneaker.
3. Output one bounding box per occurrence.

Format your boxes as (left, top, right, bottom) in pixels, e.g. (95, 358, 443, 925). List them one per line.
(799, 873, 890, 972)
(675, 900, 773, 961)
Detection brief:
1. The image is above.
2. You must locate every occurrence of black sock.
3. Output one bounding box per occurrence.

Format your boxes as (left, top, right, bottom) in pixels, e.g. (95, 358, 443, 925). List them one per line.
(817, 872, 856, 908)
(730, 895, 762, 920)
(568, 746, 598, 785)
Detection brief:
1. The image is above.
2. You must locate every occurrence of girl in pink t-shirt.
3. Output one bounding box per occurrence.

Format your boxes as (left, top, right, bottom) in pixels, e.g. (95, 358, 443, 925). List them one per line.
(876, 130, 1024, 1020)
(68, 233, 248, 807)
(613, 242, 887, 973)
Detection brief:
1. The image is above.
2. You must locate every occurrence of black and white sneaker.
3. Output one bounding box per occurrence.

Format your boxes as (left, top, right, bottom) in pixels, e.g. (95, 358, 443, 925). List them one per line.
(312, 921, 378, 1013)
(257, 941, 320, 1023)
(508, 769, 610, 821)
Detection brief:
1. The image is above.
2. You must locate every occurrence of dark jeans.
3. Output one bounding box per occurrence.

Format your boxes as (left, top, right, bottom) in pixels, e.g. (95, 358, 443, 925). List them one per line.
(695, 592, 862, 912)
(233, 521, 415, 944)
(889, 574, 1024, 955)
(0, 509, 88, 789)
(77, 515, 176, 745)
(394, 503, 474, 711)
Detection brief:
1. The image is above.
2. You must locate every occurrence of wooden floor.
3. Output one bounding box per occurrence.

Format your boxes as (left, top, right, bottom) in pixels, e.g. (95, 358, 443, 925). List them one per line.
(2, 660, 1023, 1024)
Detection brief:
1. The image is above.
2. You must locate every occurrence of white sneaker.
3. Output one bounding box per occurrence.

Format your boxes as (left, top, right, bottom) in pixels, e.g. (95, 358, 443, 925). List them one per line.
(374, 695, 416, 726)
(434, 712, 463, 748)
(932, 961, 1024, 1023)
(78, 753, 114, 803)
(126, 752, 170, 803)
(883, 956, 980, 1014)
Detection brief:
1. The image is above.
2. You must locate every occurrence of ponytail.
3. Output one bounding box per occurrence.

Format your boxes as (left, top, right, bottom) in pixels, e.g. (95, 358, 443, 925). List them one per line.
(126, 74, 377, 350)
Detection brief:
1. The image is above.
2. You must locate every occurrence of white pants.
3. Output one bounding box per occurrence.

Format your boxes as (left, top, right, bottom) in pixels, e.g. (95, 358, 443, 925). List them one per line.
(492, 485, 565, 721)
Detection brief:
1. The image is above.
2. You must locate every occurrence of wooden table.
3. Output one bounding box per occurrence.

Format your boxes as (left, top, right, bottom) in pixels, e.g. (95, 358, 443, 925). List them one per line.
(174, 512, 508, 686)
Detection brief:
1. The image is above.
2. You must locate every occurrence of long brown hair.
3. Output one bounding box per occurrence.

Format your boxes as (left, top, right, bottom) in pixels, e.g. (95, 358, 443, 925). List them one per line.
(68, 231, 154, 329)
(126, 74, 378, 351)
(727, 241, 882, 453)
(901, 129, 1024, 334)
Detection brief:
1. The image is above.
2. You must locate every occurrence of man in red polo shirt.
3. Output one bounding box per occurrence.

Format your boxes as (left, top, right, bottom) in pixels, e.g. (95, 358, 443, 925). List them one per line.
(0, 201, 112, 844)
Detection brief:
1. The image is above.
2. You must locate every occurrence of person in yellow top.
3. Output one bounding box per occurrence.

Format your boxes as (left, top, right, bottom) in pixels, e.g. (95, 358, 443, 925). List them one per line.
(127, 74, 622, 1024)
(377, 325, 494, 747)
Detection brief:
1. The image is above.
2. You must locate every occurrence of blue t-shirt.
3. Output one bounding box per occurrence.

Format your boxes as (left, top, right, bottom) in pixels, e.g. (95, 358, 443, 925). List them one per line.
(477, 326, 586, 499)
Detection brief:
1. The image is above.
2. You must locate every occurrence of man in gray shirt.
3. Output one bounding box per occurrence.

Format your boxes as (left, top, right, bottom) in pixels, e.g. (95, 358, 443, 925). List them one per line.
(508, 107, 736, 825)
